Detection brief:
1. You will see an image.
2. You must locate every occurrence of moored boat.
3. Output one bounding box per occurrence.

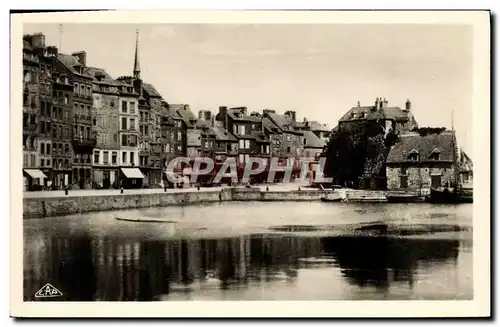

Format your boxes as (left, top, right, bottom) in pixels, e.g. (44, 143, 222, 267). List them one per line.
(386, 194, 426, 203)
(320, 195, 342, 202)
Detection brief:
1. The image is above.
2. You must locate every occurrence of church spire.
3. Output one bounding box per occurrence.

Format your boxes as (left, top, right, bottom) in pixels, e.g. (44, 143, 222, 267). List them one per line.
(133, 29, 141, 79)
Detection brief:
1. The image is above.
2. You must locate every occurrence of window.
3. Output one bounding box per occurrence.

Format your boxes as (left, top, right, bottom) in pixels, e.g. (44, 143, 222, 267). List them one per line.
(80, 85, 85, 95)
(112, 152, 117, 164)
(429, 149, 441, 161)
(239, 139, 244, 149)
(245, 140, 250, 149)
(40, 159, 44, 167)
(177, 131, 182, 141)
(23, 154, 28, 167)
(110, 99, 115, 108)
(122, 134, 128, 146)
(287, 146, 291, 153)
(408, 149, 419, 161)
(122, 101, 127, 113)
(64, 94, 69, 104)
(87, 86, 91, 96)
(103, 151, 109, 164)
(129, 102, 135, 113)
(400, 175, 408, 188)
(93, 118, 97, 126)
(140, 125, 143, 135)
(122, 151, 127, 164)
(46, 144, 50, 155)
(233, 125, 237, 134)
(145, 126, 149, 136)
(239, 154, 244, 163)
(23, 93, 28, 106)
(64, 109, 68, 120)
(40, 143, 45, 155)
(121, 117, 127, 130)
(286, 135, 291, 142)
(130, 118, 135, 131)
(65, 144, 69, 154)
(239, 125, 246, 135)
(40, 101, 45, 116)
(47, 159, 51, 166)
(145, 112, 149, 121)
(30, 154, 36, 167)
(245, 154, 250, 163)
(431, 175, 441, 189)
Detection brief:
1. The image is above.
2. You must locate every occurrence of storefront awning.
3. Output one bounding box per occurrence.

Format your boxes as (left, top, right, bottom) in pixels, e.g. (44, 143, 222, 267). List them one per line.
(121, 168, 144, 179)
(24, 169, 47, 179)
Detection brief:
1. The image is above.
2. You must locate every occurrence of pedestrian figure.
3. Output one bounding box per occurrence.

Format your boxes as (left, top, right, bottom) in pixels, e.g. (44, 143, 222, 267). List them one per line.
(298, 186, 301, 191)
(164, 184, 167, 192)
(64, 184, 69, 196)
(218, 191, 222, 203)
(121, 186, 124, 194)
(266, 186, 269, 192)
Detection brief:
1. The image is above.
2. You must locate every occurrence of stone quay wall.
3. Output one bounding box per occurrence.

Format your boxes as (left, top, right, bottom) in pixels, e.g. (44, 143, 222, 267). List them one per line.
(23, 188, 339, 219)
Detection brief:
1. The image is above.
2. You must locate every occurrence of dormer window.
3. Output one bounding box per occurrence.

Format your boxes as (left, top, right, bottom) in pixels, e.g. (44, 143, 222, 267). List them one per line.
(429, 148, 441, 160)
(408, 149, 419, 161)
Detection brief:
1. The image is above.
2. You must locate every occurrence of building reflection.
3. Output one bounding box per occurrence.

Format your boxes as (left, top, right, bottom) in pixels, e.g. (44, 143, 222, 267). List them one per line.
(23, 233, 461, 301)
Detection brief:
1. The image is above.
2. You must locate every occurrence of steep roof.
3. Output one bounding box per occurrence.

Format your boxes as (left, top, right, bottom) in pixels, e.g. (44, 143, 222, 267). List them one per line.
(176, 107, 197, 128)
(262, 117, 280, 133)
(57, 53, 92, 78)
(227, 108, 261, 122)
(252, 131, 270, 143)
(212, 126, 237, 142)
(339, 105, 411, 123)
(303, 130, 327, 149)
(143, 83, 162, 98)
(386, 131, 456, 163)
(266, 113, 303, 135)
(84, 67, 128, 87)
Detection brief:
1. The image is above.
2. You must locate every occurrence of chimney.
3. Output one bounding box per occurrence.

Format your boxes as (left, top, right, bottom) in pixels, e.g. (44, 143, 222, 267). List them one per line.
(217, 106, 228, 129)
(373, 97, 380, 111)
(284, 110, 296, 122)
(198, 110, 204, 119)
(263, 109, 276, 116)
(72, 51, 87, 67)
(46, 46, 58, 57)
(382, 97, 388, 110)
(405, 99, 411, 111)
(357, 101, 360, 107)
(183, 104, 190, 111)
(30, 33, 46, 49)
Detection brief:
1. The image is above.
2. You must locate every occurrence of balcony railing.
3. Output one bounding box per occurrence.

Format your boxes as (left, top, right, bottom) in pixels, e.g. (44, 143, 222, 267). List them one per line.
(72, 136, 97, 148)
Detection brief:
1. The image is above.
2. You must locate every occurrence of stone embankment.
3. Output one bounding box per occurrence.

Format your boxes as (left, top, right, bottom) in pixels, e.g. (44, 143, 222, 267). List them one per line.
(23, 187, 343, 219)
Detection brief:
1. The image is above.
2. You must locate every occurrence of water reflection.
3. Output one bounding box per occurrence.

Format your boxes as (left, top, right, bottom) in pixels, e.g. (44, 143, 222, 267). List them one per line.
(24, 233, 468, 301)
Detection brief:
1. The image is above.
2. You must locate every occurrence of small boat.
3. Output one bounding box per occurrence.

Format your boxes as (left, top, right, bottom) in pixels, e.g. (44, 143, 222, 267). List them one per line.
(320, 196, 342, 202)
(115, 217, 177, 224)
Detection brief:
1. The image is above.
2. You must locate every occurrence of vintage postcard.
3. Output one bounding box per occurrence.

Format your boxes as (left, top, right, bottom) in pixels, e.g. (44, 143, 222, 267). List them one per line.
(10, 10, 490, 318)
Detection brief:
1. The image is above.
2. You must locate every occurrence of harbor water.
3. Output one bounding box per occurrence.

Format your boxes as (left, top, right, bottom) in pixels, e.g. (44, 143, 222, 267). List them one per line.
(23, 201, 473, 301)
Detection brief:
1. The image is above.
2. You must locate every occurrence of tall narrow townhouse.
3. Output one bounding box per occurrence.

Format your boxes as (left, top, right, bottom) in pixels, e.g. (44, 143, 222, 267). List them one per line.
(85, 67, 121, 189)
(116, 77, 141, 188)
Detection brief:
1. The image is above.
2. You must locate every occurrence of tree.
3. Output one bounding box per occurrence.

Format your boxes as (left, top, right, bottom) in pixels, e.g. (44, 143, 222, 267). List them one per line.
(324, 120, 399, 188)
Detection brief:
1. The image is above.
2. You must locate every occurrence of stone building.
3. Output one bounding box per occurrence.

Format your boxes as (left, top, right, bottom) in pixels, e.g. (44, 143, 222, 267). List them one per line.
(216, 106, 269, 167)
(57, 51, 96, 189)
(263, 110, 304, 168)
(160, 105, 186, 184)
(386, 131, 458, 193)
(339, 97, 418, 136)
(115, 77, 142, 188)
(175, 104, 199, 160)
(50, 53, 74, 189)
(22, 33, 47, 190)
(85, 67, 121, 189)
(458, 149, 473, 189)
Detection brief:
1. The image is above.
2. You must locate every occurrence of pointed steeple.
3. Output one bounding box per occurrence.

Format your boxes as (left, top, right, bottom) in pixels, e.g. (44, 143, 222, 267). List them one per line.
(133, 29, 141, 79)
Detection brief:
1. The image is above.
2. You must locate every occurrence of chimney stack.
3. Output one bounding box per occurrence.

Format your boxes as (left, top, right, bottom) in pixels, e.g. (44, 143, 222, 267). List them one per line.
(373, 97, 380, 111)
(284, 110, 296, 122)
(30, 33, 46, 49)
(405, 99, 411, 111)
(382, 97, 388, 110)
(72, 51, 87, 67)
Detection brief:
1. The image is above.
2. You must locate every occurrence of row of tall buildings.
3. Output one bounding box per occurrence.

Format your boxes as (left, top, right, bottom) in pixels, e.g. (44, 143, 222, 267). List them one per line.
(22, 32, 332, 190)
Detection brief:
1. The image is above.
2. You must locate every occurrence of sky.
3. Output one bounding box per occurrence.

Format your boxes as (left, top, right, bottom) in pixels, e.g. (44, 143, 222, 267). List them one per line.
(23, 23, 473, 158)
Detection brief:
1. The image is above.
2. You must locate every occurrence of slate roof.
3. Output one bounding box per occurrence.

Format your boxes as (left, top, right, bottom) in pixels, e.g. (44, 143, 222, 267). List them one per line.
(303, 130, 327, 149)
(84, 67, 128, 87)
(212, 126, 237, 142)
(262, 117, 280, 133)
(57, 53, 92, 77)
(143, 83, 162, 98)
(227, 108, 261, 122)
(386, 131, 456, 163)
(175, 107, 197, 128)
(252, 131, 270, 143)
(266, 113, 303, 135)
(339, 105, 411, 122)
